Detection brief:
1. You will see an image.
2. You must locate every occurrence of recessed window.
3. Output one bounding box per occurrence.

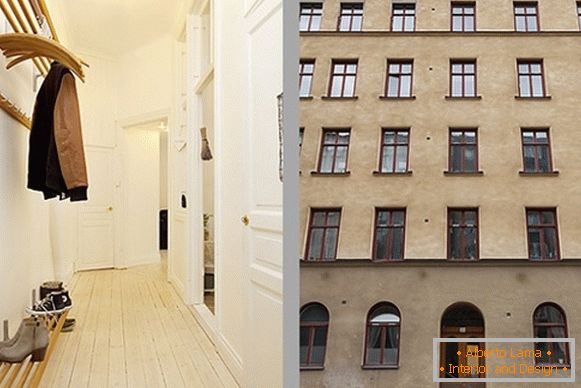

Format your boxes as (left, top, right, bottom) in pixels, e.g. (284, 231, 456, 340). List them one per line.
(385, 60, 413, 98)
(451, 2, 475, 31)
(526, 208, 560, 260)
(318, 129, 350, 173)
(517, 60, 546, 97)
(521, 129, 552, 173)
(299, 127, 305, 153)
(391, 4, 415, 32)
(449, 129, 478, 173)
(338, 3, 363, 31)
(299, 60, 315, 98)
(364, 303, 401, 367)
(300, 303, 329, 369)
(577, 2, 581, 30)
(534, 303, 569, 366)
(450, 60, 476, 97)
(305, 209, 341, 261)
(373, 209, 405, 261)
(329, 60, 358, 97)
(514, 2, 539, 31)
(380, 129, 409, 173)
(448, 208, 479, 260)
(300, 3, 323, 32)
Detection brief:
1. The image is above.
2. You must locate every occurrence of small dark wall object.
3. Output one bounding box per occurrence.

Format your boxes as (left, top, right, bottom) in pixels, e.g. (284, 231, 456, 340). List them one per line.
(200, 127, 213, 161)
(204, 273, 214, 291)
(181, 193, 187, 209)
(159, 209, 168, 250)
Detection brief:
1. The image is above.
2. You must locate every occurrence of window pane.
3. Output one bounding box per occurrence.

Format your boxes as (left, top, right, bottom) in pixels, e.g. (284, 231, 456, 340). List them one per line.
(324, 131, 337, 143)
(450, 146, 462, 171)
(343, 75, 355, 96)
(515, 16, 526, 31)
(335, 146, 348, 172)
(400, 75, 411, 96)
(339, 18, 350, 31)
(302, 305, 328, 321)
(300, 327, 309, 363)
(308, 229, 324, 259)
(312, 212, 327, 226)
(300, 76, 312, 97)
(536, 131, 549, 143)
(531, 63, 542, 73)
(452, 16, 463, 31)
(452, 75, 462, 96)
(382, 146, 395, 172)
(377, 211, 389, 226)
(450, 228, 462, 258)
(543, 228, 558, 259)
(523, 146, 536, 172)
(392, 17, 403, 31)
(519, 76, 531, 97)
(331, 77, 343, 97)
(401, 64, 412, 73)
(392, 211, 405, 225)
(337, 132, 350, 144)
(323, 229, 338, 259)
(397, 131, 408, 143)
(538, 145, 550, 172)
(311, 16, 321, 30)
(375, 228, 387, 259)
(404, 15, 414, 31)
(388, 76, 399, 96)
(465, 145, 477, 172)
(449, 210, 462, 225)
(464, 227, 477, 259)
(395, 146, 408, 172)
(465, 75, 475, 96)
(320, 147, 334, 172)
(542, 211, 555, 224)
(536, 305, 565, 323)
(299, 16, 309, 31)
(528, 211, 540, 225)
(327, 211, 340, 226)
(522, 132, 534, 144)
(391, 228, 404, 259)
(464, 211, 477, 225)
(366, 327, 382, 364)
(384, 131, 396, 144)
(384, 327, 399, 364)
(531, 75, 543, 96)
(311, 327, 328, 365)
(465, 17, 474, 31)
(527, 15, 538, 31)
(528, 229, 542, 259)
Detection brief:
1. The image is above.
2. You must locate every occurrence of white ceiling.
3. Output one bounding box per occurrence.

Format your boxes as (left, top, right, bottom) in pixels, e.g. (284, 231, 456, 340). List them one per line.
(56, 0, 183, 56)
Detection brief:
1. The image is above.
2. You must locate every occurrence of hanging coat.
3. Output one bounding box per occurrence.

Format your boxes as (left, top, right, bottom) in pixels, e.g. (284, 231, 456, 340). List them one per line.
(27, 61, 88, 201)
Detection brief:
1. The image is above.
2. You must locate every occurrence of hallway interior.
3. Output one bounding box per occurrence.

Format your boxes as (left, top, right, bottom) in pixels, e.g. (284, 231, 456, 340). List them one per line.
(37, 261, 238, 388)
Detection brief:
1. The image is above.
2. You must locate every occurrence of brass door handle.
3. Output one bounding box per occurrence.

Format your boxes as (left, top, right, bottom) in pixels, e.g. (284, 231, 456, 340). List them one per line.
(241, 215, 250, 226)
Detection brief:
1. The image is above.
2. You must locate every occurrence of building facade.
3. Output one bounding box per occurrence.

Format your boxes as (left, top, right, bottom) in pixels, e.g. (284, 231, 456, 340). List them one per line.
(299, 1, 581, 387)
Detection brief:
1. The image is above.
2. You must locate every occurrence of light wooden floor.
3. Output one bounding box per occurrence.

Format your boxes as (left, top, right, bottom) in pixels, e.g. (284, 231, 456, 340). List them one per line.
(39, 261, 239, 388)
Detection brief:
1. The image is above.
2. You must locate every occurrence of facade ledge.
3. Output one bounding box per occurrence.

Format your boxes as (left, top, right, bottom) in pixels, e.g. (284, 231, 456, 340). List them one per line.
(372, 170, 413, 176)
(310, 171, 351, 176)
(300, 96, 314, 100)
(300, 258, 581, 267)
(361, 365, 399, 370)
(300, 366, 325, 371)
(321, 96, 359, 100)
(519, 171, 560, 176)
(445, 96, 482, 100)
(379, 96, 416, 100)
(444, 171, 485, 176)
(514, 96, 552, 100)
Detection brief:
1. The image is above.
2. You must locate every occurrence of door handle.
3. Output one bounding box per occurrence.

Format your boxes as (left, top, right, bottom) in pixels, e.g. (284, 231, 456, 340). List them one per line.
(241, 215, 250, 226)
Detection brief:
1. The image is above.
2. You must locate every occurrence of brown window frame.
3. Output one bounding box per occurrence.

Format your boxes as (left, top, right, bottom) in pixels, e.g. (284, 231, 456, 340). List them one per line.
(391, 3, 415, 32)
(533, 303, 570, 367)
(299, 60, 315, 98)
(514, 2, 539, 32)
(379, 128, 410, 173)
(448, 129, 478, 173)
(305, 208, 341, 262)
(447, 208, 479, 261)
(338, 2, 364, 31)
(449, 60, 477, 97)
(517, 59, 546, 98)
(451, 2, 476, 32)
(385, 60, 414, 98)
(300, 3, 323, 32)
(372, 209, 406, 262)
(363, 302, 401, 368)
(526, 208, 560, 261)
(317, 129, 351, 174)
(300, 303, 330, 370)
(328, 60, 358, 98)
(521, 128, 553, 173)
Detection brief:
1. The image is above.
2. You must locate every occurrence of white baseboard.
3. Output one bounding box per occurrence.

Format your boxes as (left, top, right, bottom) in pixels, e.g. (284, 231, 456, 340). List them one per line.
(126, 253, 161, 267)
(168, 271, 185, 301)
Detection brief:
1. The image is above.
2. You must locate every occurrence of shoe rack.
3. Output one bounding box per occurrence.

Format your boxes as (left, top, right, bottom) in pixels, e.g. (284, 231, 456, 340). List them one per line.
(0, 309, 69, 387)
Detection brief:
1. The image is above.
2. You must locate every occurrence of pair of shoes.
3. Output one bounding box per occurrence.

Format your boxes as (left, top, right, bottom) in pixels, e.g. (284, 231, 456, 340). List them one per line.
(0, 319, 48, 363)
(25, 290, 73, 316)
(61, 318, 76, 332)
(39, 281, 64, 300)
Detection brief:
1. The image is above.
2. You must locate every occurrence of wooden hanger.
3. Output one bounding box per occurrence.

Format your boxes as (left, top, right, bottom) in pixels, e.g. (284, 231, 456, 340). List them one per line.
(0, 33, 86, 81)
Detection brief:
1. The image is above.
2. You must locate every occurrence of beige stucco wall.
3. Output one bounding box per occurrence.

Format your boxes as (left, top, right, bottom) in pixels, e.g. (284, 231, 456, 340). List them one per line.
(301, 265, 581, 387)
(301, 33, 581, 260)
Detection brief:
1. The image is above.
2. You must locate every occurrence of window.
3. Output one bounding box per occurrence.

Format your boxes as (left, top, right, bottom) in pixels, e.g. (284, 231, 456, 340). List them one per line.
(526, 209, 560, 260)
(514, 2, 539, 31)
(379, 129, 409, 173)
(448, 208, 479, 260)
(450, 60, 476, 97)
(521, 129, 552, 173)
(451, 2, 475, 31)
(299, 60, 315, 97)
(534, 303, 569, 366)
(364, 303, 401, 367)
(578, 2, 581, 30)
(373, 209, 405, 261)
(300, 303, 329, 369)
(329, 60, 358, 97)
(305, 209, 341, 261)
(300, 3, 323, 32)
(449, 129, 478, 173)
(338, 3, 363, 31)
(385, 60, 413, 98)
(517, 60, 545, 97)
(391, 4, 415, 32)
(299, 127, 305, 152)
(318, 129, 350, 173)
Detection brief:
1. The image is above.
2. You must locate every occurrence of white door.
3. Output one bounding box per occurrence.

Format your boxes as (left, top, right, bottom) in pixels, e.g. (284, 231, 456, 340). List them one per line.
(77, 146, 115, 270)
(244, 1, 283, 386)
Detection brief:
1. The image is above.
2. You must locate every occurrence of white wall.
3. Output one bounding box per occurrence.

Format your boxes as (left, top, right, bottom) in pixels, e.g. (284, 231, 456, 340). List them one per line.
(160, 131, 168, 209)
(0, 55, 55, 334)
(124, 127, 161, 266)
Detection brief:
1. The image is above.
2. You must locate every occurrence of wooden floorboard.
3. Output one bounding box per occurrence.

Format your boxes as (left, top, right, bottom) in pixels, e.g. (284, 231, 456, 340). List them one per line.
(40, 261, 239, 388)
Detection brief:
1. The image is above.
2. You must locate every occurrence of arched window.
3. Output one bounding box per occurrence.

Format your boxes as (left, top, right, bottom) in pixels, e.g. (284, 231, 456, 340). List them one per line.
(300, 303, 329, 369)
(364, 303, 401, 367)
(534, 303, 569, 365)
